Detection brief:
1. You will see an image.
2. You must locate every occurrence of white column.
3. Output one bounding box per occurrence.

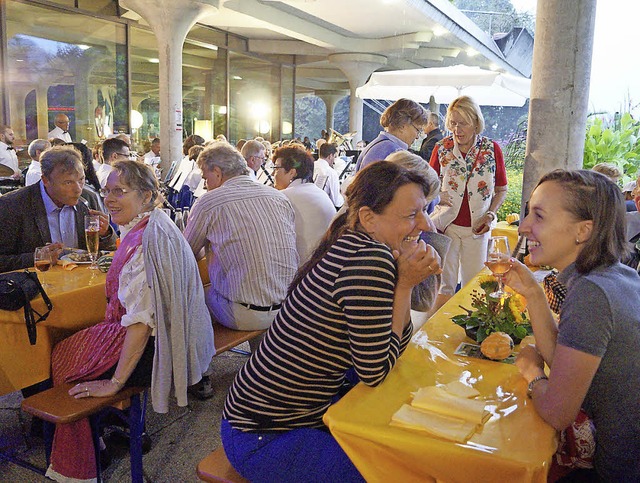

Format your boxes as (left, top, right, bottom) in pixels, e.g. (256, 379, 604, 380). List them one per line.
(328, 53, 386, 144)
(522, 0, 597, 204)
(316, 90, 348, 133)
(120, 0, 218, 170)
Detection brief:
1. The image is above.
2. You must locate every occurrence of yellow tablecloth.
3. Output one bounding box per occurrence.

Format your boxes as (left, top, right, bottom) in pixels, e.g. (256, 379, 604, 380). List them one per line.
(324, 275, 557, 483)
(0, 266, 107, 395)
(492, 220, 520, 251)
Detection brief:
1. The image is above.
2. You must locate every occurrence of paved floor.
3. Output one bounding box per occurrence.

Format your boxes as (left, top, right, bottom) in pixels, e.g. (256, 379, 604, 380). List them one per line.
(0, 348, 249, 482)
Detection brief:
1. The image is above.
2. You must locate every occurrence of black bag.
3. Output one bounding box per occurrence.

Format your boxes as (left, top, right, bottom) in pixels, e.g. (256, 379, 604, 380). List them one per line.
(0, 270, 53, 345)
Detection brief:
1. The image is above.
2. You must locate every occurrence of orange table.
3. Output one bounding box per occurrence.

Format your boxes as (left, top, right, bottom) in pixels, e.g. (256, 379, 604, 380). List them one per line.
(0, 266, 107, 395)
(324, 274, 557, 483)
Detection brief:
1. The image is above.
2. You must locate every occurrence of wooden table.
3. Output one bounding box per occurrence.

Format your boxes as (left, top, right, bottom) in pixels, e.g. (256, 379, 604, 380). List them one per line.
(323, 274, 557, 483)
(0, 266, 107, 396)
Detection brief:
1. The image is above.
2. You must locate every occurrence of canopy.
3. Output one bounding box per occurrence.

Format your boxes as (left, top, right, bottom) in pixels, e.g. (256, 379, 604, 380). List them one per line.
(356, 64, 531, 107)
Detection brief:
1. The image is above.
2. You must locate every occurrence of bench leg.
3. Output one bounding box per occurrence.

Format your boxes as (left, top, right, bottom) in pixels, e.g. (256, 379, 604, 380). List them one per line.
(90, 415, 103, 483)
(129, 393, 144, 483)
(43, 420, 55, 468)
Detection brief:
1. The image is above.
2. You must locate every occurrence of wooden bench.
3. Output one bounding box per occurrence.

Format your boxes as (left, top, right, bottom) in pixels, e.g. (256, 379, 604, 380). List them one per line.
(197, 446, 248, 483)
(21, 383, 147, 483)
(213, 323, 265, 355)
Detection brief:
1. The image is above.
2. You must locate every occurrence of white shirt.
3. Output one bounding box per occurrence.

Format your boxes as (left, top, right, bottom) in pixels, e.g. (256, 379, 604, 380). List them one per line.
(48, 126, 72, 142)
(143, 150, 161, 166)
(0, 141, 19, 174)
(95, 162, 114, 188)
(282, 179, 336, 265)
(313, 158, 344, 208)
(25, 160, 42, 186)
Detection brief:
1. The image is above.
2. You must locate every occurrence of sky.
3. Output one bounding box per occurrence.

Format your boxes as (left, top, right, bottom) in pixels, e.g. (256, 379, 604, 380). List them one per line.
(511, 0, 640, 116)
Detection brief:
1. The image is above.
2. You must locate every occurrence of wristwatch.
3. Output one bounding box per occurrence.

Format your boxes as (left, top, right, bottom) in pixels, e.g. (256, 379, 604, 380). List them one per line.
(527, 375, 548, 398)
(485, 210, 497, 221)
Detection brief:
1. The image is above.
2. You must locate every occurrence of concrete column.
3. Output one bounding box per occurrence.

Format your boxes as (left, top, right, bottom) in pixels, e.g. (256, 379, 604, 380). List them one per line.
(328, 53, 386, 144)
(316, 90, 348, 133)
(120, 0, 218, 170)
(36, 85, 49, 140)
(522, 0, 597, 205)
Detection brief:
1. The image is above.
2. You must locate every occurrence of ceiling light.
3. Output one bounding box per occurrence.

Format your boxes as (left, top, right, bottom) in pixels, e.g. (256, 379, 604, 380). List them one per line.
(433, 26, 448, 37)
(149, 58, 160, 64)
(232, 75, 243, 80)
(466, 48, 478, 57)
(77, 44, 91, 50)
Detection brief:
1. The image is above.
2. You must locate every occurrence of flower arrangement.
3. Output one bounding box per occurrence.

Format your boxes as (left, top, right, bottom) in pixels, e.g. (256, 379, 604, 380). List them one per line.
(452, 275, 532, 344)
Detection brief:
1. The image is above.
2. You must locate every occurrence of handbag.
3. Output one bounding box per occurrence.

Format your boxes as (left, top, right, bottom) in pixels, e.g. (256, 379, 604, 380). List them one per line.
(0, 270, 53, 345)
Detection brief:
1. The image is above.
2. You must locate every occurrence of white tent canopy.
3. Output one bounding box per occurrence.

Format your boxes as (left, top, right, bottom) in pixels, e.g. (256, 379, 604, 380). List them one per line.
(356, 64, 531, 107)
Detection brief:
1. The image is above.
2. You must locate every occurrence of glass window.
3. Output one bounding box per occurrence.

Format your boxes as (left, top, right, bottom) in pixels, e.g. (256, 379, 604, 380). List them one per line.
(5, 1, 127, 151)
(280, 65, 295, 142)
(228, 52, 283, 145)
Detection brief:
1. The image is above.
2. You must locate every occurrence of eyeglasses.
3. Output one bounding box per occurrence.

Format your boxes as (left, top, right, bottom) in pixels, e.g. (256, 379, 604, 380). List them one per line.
(253, 155, 266, 161)
(272, 165, 285, 170)
(115, 151, 130, 158)
(411, 123, 424, 135)
(449, 120, 471, 129)
(100, 187, 135, 198)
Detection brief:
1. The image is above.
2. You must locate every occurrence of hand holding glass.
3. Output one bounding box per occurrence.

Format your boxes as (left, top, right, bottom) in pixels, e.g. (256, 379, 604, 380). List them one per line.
(486, 236, 511, 299)
(85, 215, 100, 270)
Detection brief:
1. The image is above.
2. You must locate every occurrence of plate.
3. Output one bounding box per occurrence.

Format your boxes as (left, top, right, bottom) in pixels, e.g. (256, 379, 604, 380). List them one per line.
(60, 253, 93, 264)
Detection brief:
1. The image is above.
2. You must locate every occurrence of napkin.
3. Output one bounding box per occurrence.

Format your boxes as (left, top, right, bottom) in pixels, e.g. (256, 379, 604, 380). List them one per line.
(58, 259, 78, 271)
(390, 404, 478, 443)
(412, 386, 489, 425)
(442, 380, 480, 398)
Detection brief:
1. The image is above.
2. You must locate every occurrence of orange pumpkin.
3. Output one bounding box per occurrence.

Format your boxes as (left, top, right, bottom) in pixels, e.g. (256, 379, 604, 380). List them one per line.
(481, 332, 514, 360)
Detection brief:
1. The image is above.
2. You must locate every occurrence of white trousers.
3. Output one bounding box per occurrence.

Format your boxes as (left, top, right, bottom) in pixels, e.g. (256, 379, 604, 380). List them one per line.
(439, 224, 489, 296)
(206, 287, 279, 331)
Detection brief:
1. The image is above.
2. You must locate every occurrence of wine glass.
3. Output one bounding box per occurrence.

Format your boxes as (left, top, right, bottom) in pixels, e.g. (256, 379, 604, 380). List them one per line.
(486, 236, 512, 299)
(85, 215, 100, 270)
(34, 246, 53, 287)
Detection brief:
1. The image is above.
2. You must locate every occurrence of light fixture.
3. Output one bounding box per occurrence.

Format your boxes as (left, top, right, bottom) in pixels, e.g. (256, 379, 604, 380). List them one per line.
(282, 121, 293, 135)
(433, 26, 448, 37)
(218, 106, 227, 115)
(130, 110, 143, 130)
(489, 63, 499, 71)
(257, 120, 271, 135)
(194, 120, 213, 140)
(149, 58, 160, 64)
(232, 75, 243, 80)
(16, 59, 24, 62)
(250, 103, 269, 119)
(466, 48, 478, 57)
(77, 44, 91, 50)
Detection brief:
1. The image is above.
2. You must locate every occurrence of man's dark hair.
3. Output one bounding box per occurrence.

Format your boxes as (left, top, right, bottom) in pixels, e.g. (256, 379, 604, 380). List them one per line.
(102, 138, 129, 160)
(319, 142, 338, 159)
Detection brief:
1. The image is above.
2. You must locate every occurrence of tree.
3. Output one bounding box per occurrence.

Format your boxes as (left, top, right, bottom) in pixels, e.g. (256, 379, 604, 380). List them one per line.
(452, 0, 535, 35)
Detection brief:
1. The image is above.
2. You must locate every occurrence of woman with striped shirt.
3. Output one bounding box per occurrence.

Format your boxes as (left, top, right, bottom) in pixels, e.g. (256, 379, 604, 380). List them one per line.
(221, 161, 441, 482)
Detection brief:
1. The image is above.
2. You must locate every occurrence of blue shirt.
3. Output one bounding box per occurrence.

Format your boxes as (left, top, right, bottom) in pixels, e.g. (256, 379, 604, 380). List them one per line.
(39, 181, 78, 248)
(355, 131, 407, 171)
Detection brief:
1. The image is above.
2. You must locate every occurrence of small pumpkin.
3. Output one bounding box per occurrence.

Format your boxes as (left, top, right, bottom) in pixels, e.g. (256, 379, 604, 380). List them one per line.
(506, 213, 520, 224)
(480, 332, 514, 360)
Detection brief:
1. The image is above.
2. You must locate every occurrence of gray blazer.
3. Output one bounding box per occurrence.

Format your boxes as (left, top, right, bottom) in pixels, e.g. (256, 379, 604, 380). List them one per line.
(0, 181, 116, 273)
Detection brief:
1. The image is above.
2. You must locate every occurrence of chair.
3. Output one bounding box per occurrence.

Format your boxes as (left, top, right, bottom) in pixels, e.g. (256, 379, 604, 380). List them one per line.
(21, 383, 147, 483)
(196, 446, 248, 483)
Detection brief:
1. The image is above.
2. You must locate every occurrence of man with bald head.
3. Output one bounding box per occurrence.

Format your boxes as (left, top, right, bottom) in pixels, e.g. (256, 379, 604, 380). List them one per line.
(48, 114, 72, 142)
(0, 124, 21, 178)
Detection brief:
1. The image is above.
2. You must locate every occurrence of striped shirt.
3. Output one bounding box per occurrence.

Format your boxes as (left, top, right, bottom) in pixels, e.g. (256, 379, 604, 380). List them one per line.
(184, 175, 298, 307)
(223, 230, 413, 431)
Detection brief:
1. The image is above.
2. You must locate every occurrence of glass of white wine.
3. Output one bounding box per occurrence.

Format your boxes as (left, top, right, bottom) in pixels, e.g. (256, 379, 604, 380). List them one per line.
(34, 246, 53, 288)
(85, 215, 100, 270)
(486, 236, 512, 299)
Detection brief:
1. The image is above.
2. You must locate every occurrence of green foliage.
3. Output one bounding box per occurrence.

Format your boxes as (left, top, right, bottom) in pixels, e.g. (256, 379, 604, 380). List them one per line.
(451, 277, 532, 343)
(583, 112, 640, 181)
(497, 169, 523, 221)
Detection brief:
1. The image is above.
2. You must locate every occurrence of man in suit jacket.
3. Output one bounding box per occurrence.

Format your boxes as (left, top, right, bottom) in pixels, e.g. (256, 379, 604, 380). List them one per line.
(419, 112, 443, 162)
(0, 146, 116, 273)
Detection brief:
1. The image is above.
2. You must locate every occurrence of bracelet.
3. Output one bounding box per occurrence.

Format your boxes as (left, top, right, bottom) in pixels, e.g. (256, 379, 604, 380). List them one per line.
(110, 376, 124, 388)
(527, 375, 548, 398)
(485, 210, 496, 221)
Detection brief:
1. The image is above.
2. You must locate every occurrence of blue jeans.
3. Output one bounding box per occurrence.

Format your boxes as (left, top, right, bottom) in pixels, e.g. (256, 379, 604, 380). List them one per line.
(220, 419, 365, 483)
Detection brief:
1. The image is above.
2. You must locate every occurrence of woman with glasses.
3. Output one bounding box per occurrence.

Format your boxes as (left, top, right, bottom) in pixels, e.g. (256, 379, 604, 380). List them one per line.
(221, 161, 441, 482)
(355, 98, 429, 171)
(429, 95, 508, 310)
(45, 160, 214, 482)
(272, 144, 336, 265)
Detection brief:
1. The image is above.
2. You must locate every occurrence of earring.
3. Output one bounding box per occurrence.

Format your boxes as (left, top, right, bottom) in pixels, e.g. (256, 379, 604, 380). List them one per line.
(575, 238, 580, 245)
